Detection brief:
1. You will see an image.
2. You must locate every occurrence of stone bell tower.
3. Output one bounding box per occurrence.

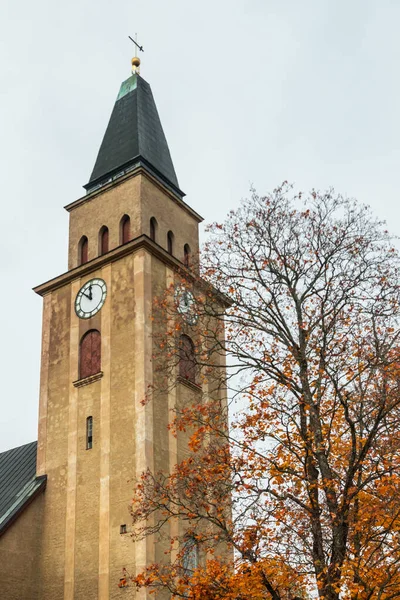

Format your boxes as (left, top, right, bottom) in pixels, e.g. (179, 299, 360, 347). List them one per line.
(33, 56, 203, 599)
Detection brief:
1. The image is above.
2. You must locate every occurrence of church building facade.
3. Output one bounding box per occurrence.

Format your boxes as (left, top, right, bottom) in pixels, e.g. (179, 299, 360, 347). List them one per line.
(0, 58, 217, 599)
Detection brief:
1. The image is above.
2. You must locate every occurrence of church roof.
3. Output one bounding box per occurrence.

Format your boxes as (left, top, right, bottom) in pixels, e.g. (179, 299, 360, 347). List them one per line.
(0, 441, 46, 536)
(85, 73, 183, 197)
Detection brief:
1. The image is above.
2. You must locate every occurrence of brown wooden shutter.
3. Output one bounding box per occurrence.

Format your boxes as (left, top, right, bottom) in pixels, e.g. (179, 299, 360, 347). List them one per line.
(81, 237, 88, 265)
(101, 228, 109, 254)
(80, 330, 101, 379)
(179, 335, 196, 383)
(122, 217, 131, 244)
(91, 331, 101, 374)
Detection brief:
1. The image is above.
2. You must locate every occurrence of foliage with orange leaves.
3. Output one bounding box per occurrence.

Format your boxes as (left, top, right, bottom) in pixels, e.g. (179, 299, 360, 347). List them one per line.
(129, 185, 400, 599)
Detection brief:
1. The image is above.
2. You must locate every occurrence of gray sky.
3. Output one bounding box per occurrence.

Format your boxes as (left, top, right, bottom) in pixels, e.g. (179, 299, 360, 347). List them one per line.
(1, 0, 399, 452)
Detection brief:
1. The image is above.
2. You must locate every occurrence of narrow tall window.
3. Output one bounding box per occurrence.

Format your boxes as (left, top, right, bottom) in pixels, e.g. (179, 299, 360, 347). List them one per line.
(150, 217, 157, 242)
(79, 330, 101, 379)
(120, 215, 131, 244)
(179, 335, 196, 383)
(184, 244, 191, 267)
(167, 231, 174, 255)
(86, 416, 93, 449)
(79, 236, 88, 265)
(99, 226, 109, 255)
(183, 537, 198, 575)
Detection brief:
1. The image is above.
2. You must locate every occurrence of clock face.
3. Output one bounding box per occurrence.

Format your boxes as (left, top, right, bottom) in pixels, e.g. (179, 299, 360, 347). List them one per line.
(75, 278, 107, 319)
(175, 286, 198, 325)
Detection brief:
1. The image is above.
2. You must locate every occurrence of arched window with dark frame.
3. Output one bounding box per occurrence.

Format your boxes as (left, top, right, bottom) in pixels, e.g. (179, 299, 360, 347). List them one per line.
(167, 230, 174, 255)
(79, 329, 101, 379)
(179, 335, 196, 383)
(79, 235, 88, 265)
(184, 244, 191, 268)
(120, 215, 131, 245)
(150, 217, 158, 242)
(99, 226, 109, 255)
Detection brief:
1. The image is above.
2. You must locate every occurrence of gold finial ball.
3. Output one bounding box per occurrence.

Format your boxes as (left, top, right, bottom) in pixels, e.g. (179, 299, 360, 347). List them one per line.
(131, 57, 141, 68)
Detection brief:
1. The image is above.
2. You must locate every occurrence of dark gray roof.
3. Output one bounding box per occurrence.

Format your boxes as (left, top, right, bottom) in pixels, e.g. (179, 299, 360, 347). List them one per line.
(86, 74, 182, 196)
(0, 441, 46, 535)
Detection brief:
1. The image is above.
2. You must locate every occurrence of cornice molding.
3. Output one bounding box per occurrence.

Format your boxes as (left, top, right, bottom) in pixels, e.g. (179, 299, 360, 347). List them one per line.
(73, 371, 103, 388)
(177, 376, 203, 393)
(64, 167, 203, 224)
(33, 234, 191, 296)
(33, 235, 231, 309)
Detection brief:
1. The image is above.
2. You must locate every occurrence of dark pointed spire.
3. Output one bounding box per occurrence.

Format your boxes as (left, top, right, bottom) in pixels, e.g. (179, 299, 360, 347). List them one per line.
(85, 73, 183, 197)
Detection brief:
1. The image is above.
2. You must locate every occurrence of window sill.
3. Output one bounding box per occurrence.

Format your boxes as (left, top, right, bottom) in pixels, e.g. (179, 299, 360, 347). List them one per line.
(177, 376, 202, 393)
(73, 371, 103, 388)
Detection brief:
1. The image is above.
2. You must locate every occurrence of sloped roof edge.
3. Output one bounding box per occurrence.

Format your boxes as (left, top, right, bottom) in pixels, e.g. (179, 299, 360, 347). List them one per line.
(86, 74, 180, 193)
(0, 441, 46, 537)
(0, 474, 46, 537)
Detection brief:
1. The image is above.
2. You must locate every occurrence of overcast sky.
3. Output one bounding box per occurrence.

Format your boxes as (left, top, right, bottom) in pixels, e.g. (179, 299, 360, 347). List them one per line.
(0, 0, 399, 452)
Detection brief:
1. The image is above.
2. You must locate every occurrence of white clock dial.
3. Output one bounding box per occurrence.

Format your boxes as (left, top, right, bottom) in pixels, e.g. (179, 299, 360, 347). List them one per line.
(75, 278, 107, 319)
(174, 286, 198, 325)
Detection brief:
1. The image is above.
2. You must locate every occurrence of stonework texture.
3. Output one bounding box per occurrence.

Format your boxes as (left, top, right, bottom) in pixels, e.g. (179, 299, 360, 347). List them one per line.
(0, 495, 44, 600)
(0, 171, 224, 599)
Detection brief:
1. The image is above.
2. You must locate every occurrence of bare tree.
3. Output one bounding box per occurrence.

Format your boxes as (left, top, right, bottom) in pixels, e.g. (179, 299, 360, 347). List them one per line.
(131, 184, 400, 599)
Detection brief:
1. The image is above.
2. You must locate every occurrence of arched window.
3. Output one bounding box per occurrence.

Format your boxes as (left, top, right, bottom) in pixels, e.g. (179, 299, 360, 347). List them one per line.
(79, 330, 101, 379)
(120, 215, 131, 245)
(79, 236, 88, 265)
(167, 231, 174, 255)
(179, 335, 196, 383)
(184, 244, 191, 268)
(99, 226, 109, 255)
(150, 217, 158, 242)
(86, 416, 93, 450)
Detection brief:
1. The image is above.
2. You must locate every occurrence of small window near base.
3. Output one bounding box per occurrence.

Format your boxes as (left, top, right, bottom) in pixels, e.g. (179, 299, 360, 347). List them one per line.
(120, 524, 127, 534)
(86, 416, 93, 450)
(183, 537, 198, 575)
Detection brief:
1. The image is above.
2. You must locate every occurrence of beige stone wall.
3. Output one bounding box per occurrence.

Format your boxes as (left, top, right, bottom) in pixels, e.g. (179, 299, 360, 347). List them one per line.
(140, 176, 200, 263)
(68, 175, 142, 269)
(38, 284, 71, 599)
(34, 170, 215, 598)
(109, 253, 137, 600)
(0, 495, 44, 600)
(36, 251, 155, 598)
(67, 171, 200, 270)
(74, 376, 101, 598)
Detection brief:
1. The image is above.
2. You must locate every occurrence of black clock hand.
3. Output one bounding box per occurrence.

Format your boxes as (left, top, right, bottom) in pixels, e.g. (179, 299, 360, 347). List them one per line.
(88, 285, 93, 300)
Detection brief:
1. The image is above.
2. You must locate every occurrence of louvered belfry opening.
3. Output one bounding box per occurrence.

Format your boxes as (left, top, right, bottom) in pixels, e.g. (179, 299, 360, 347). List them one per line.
(100, 226, 109, 255)
(121, 215, 131, 244)
(184, 244, 191, 267)
(179, 335, 196, 383)
(167, 231, 174, 255)
(79, 330, 101, 379)
(150, 217, 157, 242)
(80, 236, 88, 265)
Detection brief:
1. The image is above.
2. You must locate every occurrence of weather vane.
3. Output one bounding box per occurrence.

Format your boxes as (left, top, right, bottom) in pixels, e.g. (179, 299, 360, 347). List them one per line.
(128, 34, 144, 54)
(129, 34, 144, 74)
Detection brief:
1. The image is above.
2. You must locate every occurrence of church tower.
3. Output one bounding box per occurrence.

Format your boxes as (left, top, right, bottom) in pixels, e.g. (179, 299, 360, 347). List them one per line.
(32, 59, 203, 599)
